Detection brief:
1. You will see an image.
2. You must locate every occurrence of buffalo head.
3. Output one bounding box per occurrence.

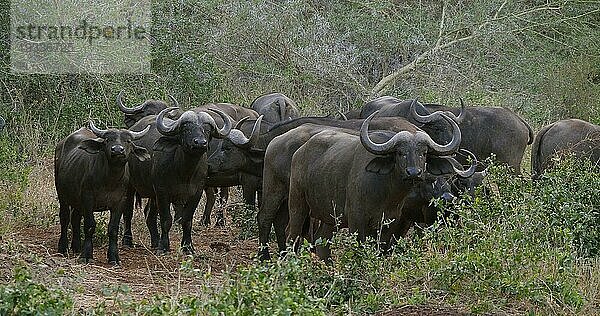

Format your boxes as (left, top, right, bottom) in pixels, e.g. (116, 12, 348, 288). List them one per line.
(208, 116, 264, 175)
(118, 91, 177, 128)
(79, 120, 151, 164)
(156, 107, 232, 155)
(360, 104, 461, 180)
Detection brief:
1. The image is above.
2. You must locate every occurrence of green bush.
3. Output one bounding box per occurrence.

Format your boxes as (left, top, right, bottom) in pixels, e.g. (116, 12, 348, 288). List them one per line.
(0, 266, 73, 315)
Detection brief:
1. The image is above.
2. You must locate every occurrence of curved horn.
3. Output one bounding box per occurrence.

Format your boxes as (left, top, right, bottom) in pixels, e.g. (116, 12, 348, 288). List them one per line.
(235, 116, 250, 130)
(207, 108, 233, 138)
(419, 113, 461, 155)
(117, 91, 145, 114)
(337, 111, 348, 121)
(156, 106, 182, 136)
(129, 124, 151, 140)
(168, 94, 179, 108)
(229, 115, 264, 148)
(454, 98, 466, 123)
(277, 99, 286, 121)
(89, 120, 108, 138)
(360, 111, 413, 155)
(410, 98, 464, 124)
(408, 99, 437, 123)
(443, 149, 477, 178)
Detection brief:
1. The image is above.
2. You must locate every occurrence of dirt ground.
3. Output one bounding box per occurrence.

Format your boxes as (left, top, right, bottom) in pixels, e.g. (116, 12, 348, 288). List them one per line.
(0, 207, 257, 310)
(0, 212, 474, 315)
(0, 162, 472, 315)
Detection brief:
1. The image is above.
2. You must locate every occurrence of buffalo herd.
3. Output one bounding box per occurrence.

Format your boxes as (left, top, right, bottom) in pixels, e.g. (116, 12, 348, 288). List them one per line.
(53, 93, 600, 264)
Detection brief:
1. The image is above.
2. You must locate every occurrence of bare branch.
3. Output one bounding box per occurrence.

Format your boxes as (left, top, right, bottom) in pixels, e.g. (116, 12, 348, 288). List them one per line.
(494, 0, 508, 20)
(436, 1, 447, 48)
(369, 1, 588, 97)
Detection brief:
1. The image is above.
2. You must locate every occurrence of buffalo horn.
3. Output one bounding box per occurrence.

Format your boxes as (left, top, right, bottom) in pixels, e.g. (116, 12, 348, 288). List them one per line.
(89, 120, 108, 138)
(360, 111, 413, 155)
(117, 91, 145, 114)
(129, 125, 151, 140)
(420, 113, 461, 155)
(156, 106, 182, 136)
(206, 108, 233, 138)
(229, 115, 263, 148)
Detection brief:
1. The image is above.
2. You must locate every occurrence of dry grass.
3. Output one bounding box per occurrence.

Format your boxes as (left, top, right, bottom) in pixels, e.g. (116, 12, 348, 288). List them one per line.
(0, 161, 259, 311)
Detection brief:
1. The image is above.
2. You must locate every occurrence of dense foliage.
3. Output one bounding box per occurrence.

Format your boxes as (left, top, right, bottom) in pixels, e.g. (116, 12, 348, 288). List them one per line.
(1, 0, 600, 314)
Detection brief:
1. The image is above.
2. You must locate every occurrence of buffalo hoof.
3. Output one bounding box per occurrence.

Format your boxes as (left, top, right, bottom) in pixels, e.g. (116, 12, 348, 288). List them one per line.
(122, 237, 134, 248)
(108, 260, 121, 267)
(77, 257, 94, 264)
(182, 245, 195, 256)
(215, 217, 226, 228)
(57, 246, 68, 255)
(71, 241, 81, 253)
(257, 248, 271, 261)
(258, 253, 271, 261)
(154, 248, 169, 256)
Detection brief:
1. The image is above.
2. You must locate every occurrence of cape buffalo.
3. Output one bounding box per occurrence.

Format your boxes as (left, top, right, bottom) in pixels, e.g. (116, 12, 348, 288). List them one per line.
(258, 116, 474, 260)
(117, 92, 258, 228)
(359, 96, 533, 173)
(55, 121, 150, 264)
(531, 119, 600, 179)
(127, 107, 232, 254)
(250, 92, 300, 123)
(118, 91, 173, 129)
(286, 111, 462, 260)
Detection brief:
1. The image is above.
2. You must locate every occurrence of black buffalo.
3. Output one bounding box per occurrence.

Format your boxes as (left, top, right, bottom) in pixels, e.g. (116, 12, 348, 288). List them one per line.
(117, 92, 259, 227)
(259, 119, 474, 260)
(250, 92, 300, 123)
(531, 119, 600, 179)
(359, 96, 533, 173)
(118, 91, 173, 128)
(286, 111, 463, 260)
(127, 107, 232, 254)
(55, 121, 150, 264)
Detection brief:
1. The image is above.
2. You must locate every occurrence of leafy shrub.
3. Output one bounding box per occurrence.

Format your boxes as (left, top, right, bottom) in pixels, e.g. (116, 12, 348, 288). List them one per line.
(229, 203, 259, 240)
(0, 266, 73, 315)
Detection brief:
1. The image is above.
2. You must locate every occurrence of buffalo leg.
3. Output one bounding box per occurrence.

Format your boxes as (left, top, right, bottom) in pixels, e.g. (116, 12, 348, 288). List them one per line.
(70, 210, 82, 253)
(273, 200, 289, 254)
(107, 209, 121, 265)
(242, 185, 256, 206)
(145, 199, 160, 249)
(314, 222, 334, 263)
(347, 207, 366, 243)
(180, 192, 202, 255)
(80, 210, 96, 263)
(156, 196, 172, 254)
(379, 218, 402, 254)
(286, 182, 310, 252)
(121, 192, 135, 247)
(257, 182, 287, 260)
(202, 187, 216, 226)
(215, 187, 228, 227)
(57, 202, 70, 254)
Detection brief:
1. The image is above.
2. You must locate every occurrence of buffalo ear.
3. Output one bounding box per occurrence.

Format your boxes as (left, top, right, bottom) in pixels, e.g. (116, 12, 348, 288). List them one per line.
(78, 138, 104, 154)
(366, 156, 395, 175)
(132, 144, 151, 161)
(426, 156, 453, 175)
(153, 137, 178, 152)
